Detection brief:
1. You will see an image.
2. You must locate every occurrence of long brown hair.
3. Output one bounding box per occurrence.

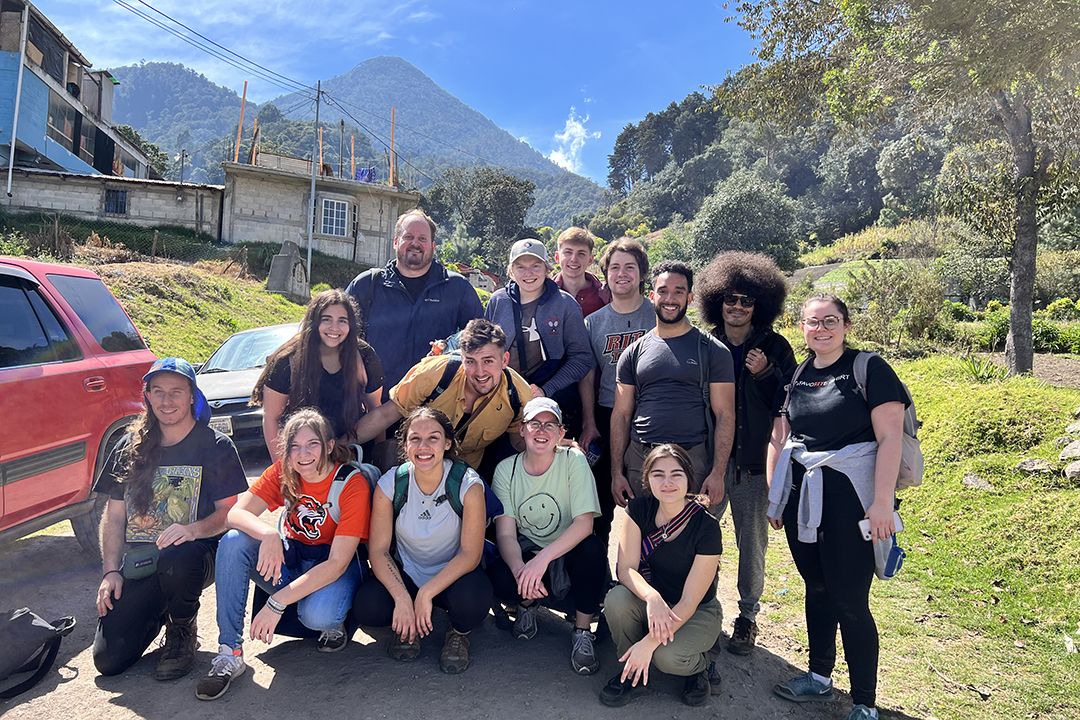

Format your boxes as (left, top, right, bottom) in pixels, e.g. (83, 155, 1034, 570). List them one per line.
(123, 403, 164, 517)
(278, 409, 350, 509)
(252, 289, 368, 435)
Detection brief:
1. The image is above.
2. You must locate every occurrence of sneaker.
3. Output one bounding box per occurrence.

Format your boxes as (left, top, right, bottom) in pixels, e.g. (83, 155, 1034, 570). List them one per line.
(707, 660, 723, 695)
(727, 617, 758, 655)
(156, 616, 198, 680)
(492, 602, 512, 631)
(512, 601, 538, 640)
(195, 645, 246, 701)
(570, 628, 600, 675)
(388, 633, 421, 662)
(681, 670, 712, 706)
(774, 671, 836, 703)
(599, 674, 636, 707)
(440, 628, 471, 674)
(317, 625, 347, 653)
(845, 705, 878, 720)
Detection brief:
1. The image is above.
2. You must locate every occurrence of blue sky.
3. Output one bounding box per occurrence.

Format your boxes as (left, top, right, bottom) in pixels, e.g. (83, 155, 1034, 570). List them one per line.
(34, 0, 756, 185)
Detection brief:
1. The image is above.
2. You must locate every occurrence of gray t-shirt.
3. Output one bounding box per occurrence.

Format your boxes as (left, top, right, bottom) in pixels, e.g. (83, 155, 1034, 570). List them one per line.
(585, 299, 656, 408)
(615, 328, 734, 445)
(376, 461, 483, 587)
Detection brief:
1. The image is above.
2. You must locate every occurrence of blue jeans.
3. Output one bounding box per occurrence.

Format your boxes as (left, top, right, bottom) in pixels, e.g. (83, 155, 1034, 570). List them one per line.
(215, 529, 365, 649)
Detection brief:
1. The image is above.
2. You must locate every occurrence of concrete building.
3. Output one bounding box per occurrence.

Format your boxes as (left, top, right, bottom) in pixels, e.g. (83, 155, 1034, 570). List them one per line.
(1, 1, 151, 178)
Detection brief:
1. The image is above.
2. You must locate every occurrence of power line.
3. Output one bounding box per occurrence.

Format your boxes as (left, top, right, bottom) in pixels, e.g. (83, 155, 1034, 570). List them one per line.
(322, 95, 440, 186)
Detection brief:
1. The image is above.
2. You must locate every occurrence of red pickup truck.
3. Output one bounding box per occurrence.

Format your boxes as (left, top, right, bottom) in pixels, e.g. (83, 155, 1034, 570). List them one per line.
(0, 258, 156, 552)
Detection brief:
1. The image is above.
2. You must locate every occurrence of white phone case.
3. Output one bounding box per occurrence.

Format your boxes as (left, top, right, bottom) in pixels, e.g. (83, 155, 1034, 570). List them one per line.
(859, 512, 904, 541)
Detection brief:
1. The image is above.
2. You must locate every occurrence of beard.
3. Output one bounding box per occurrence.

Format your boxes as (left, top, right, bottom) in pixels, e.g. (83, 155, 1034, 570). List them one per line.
(655, 303, 688, 325)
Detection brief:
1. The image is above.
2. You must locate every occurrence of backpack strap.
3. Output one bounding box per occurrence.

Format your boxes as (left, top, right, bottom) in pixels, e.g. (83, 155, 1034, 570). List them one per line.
(392, 464, 411, 519)
(327, 462, 364, 524)
(442, 459, 470, 518)
(503, 368, 522, 420)
(0, 615, 75, 700)
(852, 350, 874, 402)
(697, 331, 715, 455)
(424, 355, 463, 405)
(780, 358, 813, 417)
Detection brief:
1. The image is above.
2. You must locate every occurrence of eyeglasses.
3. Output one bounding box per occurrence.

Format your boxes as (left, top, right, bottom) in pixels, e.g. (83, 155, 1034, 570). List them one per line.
(526, 420, 562, 433)
(801, 316, 842, 330)
(723, 294, 756, 308)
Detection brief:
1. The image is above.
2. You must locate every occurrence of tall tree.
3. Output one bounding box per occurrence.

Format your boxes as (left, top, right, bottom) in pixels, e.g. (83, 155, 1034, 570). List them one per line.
(716, 0, 1080, 374)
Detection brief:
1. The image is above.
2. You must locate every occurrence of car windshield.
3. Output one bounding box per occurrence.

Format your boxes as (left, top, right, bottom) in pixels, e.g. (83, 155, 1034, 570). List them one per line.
(200, 325, 297, 373)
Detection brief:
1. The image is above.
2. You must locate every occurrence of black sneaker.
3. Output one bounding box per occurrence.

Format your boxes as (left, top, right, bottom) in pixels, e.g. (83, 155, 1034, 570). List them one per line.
(599, 674, 636, 707)
(707, 660, 723, 694)
(681, 670, 712, 706)
(317, 625, 347, 653)
(727, 617, 758, 655)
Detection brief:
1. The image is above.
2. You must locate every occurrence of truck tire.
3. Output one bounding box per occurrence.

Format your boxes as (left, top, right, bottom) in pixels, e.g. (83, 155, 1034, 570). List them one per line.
(71, 491, 107, 555)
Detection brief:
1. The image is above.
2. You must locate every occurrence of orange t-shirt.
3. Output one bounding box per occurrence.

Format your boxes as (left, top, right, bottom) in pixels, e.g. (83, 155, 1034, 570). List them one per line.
(251, 461, 371, 544)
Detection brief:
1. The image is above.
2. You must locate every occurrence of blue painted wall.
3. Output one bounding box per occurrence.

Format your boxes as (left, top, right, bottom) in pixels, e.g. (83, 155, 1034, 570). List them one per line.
(1, 51, 96, 174)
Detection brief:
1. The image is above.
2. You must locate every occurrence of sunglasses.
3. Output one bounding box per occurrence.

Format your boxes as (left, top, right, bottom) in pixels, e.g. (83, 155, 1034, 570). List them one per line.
(723, 294, 756, 308)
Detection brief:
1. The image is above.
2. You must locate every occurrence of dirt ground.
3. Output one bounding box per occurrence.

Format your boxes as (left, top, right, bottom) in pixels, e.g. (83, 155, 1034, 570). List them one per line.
(1, 450, 908, 720)
(988, 352, 1080, 389)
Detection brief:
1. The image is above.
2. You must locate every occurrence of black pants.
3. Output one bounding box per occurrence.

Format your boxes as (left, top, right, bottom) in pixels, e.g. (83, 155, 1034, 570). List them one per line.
(590, 404, 617, 546)
(487, 534, 607, 616)
(93, 538, 217, 676)
(350, 565, 493, 633)
(783, 465, 878, 707)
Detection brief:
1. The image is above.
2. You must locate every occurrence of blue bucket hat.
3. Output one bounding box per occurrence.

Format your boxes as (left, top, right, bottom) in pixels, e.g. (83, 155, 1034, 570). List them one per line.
(142, 357, 211, 424)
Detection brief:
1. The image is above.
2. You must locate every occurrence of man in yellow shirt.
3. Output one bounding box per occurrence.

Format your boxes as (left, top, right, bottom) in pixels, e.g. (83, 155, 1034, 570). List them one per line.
(353, 319, 531, 473)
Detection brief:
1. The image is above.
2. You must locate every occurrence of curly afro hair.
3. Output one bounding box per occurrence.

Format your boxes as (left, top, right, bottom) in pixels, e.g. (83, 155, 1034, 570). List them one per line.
(696, 251, 788, 329)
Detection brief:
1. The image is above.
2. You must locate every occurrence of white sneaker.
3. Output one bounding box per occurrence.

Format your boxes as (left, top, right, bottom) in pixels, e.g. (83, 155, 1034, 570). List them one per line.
(195, 645, 246, 701)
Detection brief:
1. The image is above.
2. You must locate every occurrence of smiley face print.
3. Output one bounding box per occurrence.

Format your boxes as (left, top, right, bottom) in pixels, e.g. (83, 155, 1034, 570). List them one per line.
(518, 492, 562, 538)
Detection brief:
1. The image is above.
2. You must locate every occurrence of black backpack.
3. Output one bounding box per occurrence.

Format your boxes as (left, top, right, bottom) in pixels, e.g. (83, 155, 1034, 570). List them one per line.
(0, 608, 76, 700)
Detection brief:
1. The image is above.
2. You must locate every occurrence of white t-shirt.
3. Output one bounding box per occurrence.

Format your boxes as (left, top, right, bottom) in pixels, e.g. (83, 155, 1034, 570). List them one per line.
(376, 460, 484, 587)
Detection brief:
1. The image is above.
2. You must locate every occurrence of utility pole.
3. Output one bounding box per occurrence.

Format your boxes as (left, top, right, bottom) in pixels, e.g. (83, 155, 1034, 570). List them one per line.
(306, 81, 321, 282)
(5, 4, 29, 198)
(339, 119, 344, 179)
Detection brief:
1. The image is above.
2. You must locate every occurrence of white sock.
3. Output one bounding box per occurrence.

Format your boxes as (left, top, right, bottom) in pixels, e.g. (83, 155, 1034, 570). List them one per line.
(868, 709, 878, 718)
(811, 671, 832, 686)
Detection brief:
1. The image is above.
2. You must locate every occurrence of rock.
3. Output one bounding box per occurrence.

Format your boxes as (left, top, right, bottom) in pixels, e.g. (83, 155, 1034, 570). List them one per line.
(1054, 436, 1072, 449)
(1065, 461, 1080, 480)
(1074, 405, 1080, 419)
(1016, 458, 1054, 474)
(962, 473, 994, 491)
(1066, 421, 1080, 435)
(1059, 440, 1080, 462)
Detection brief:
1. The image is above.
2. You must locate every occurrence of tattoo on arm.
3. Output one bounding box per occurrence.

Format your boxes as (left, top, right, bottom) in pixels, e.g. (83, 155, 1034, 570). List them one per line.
(383, 551, 407, 590)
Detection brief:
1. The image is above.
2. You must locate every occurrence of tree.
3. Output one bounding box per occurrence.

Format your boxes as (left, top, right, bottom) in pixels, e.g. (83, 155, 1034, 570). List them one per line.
(607, 125, 639, 196)
(691, 172, 801, 270)
(114, 124, 168, 177)
(716, 0, 1080, 374)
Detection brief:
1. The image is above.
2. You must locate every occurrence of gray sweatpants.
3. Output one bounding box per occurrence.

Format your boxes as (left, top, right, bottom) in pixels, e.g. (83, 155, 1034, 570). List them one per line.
(709, 458, 769, 622)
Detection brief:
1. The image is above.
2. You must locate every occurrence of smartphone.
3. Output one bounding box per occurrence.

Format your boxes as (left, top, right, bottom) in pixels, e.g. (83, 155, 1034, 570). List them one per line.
(859, 512, 904, 541)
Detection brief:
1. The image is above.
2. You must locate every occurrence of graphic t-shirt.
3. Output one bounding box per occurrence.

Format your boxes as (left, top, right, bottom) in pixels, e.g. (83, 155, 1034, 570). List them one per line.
(627, 495, 722, 607)
(773, 348, 909, 453)
(264, 341, 384, 438)
(250, 460, 372, 544)
(377, 460, 484, 586)
(508, 299, 545, 380)
(584, 299, 656, 408)
(616, 328, 735, 445)
(95, 423, 247, 543)
(492, 446, 600, 548)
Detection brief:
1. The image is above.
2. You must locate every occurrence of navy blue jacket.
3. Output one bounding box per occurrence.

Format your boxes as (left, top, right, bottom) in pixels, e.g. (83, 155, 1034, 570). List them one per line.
(346, 260, 483, 400)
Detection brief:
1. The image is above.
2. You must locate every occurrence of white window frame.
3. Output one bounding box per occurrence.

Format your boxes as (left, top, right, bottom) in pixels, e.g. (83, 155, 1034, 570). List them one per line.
(321, 199, 348, 236)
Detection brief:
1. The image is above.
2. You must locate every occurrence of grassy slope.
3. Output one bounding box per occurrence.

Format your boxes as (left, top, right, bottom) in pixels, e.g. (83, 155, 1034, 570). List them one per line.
(97, 262, 306, 361)
(752, 353, 1080, 719)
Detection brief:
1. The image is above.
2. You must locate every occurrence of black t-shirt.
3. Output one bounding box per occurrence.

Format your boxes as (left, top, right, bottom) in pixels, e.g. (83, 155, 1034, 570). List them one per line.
(400, 266, 432, 303)
(773, 348, 909, 452)
(264, 341, 384, 438)
(94, 423, 248, 543)
(626, 496, 722, 607)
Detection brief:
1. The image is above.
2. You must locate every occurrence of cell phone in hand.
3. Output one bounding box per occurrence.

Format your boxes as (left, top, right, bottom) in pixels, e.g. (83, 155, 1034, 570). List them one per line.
(858, 512, 904, 541)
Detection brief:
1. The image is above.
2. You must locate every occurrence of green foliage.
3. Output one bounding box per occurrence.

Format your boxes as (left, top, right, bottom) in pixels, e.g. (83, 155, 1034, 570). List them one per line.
(981, 307, 1011, 351)
(1041, 297, 1080, 321)
(0, 229, 28, 256)
(1032, 317, 1062, 352)
(310, 283, 331, 296)
(114, 124, 169, 177)
(691, 172, 801, 269)
(1036, 250, 1080, 307)
(646, 225, 693, 272)
(944, 300, 976, 322)
(843, 260, 944, 347)
(960, 353, 1009, 383)
(1059, 324, 1080, 354)
(782, 273, 817, 329)
(475, 288, 492, 308)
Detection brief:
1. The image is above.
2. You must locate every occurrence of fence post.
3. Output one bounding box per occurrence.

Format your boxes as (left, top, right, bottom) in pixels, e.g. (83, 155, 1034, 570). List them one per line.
(53, 213, 59, 254)
(151, 230, 158, 263)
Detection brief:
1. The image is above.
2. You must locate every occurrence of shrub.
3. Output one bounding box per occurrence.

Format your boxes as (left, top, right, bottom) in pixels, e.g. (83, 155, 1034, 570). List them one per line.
(1059, 324, 1080, 354)
(980, 308, 1010, 350)
(310, 283, 331, 296)
(987, 300, 1005, 313)
(943, 300, 976, 322)
(1032, 317, 1062, 352)
(0, 229, 29, 256)
(475, 288, 492, 308)
(843, 260, 944, 347)
(1042, 297, 1080, 321)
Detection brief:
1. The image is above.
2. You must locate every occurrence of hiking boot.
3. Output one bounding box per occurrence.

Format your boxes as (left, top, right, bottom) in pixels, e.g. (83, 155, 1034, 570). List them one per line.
(599, 674, 636, 707)
(156, 616, 198, 680)
(317, 625, 347, 653)
(845, 704, 878, 720)
(727, 617, 758, 656)
(388, 633, 421, 662)
(570, 628, 599, 674)
(440, 628, 471, 674)
(707, 660, 723, 694)
(774, 671, 836, 703)
(195, 645, 246, 701)
(681, 670, 712, 706)
(512, 601, 538, 640)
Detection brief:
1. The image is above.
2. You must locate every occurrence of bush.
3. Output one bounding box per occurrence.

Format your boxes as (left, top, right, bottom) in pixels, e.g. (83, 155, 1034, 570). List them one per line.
(1031, 317, 1062, 352)
(843, 260, 944, 347)
(943, 300, 976, 321)
(1042, 297, 1080, 321)
(1059, 324, 1080, 354)
(980, 308, 1010, 350)
(0, 229, 29, 256)
(475, 288, 492, 308)
(310, 283, 331, 296)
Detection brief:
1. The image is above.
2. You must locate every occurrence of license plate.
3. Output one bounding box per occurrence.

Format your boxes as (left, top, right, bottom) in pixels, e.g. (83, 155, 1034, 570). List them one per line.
(209, 415, 233, 436)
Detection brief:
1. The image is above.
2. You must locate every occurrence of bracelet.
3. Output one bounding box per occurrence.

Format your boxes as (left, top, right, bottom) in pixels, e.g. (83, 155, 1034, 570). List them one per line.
(103, 569, 122, 579)
(265, 596, 286, 614)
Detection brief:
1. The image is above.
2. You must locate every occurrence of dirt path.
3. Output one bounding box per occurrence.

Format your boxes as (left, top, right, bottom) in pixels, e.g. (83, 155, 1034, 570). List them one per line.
(988, 352, 1080, 389)
(0, 451, 911, 720)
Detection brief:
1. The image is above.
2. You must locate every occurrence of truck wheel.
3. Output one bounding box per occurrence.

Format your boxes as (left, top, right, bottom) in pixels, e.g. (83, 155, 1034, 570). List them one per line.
(71, 492, 108, 555)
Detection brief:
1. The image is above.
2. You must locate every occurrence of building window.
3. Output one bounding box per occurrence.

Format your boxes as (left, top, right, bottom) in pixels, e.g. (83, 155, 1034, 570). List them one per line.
(322, 199, 347, 236)
(113, 146, 139, 178)
(105, 189, 128, 215)
(78, 121, 96, 165)
(46, 91, 77, 152)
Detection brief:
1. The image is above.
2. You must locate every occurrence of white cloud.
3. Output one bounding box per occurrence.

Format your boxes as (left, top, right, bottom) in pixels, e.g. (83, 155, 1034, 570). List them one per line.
(548, 107, 600, 174)
(407, 11, 437, 22)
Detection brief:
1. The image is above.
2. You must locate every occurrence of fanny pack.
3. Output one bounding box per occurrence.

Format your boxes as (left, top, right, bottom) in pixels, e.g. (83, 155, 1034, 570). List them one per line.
(122, 543, 161, 580)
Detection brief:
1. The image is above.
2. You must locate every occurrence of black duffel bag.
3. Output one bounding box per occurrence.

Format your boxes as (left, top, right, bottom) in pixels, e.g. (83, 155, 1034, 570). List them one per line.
(0, 608, 76, 700)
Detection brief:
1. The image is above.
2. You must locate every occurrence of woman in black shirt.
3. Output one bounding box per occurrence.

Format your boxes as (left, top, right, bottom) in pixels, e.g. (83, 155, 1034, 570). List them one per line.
(252, 289, 384, 461)
(600, 444, 722, 708)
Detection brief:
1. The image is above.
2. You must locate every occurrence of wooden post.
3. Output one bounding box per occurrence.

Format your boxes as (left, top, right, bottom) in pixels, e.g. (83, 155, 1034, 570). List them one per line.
(151, 229, 158, 262)
(53, 213, 59, 253)
(234, 81, 248, 163)
(390, 106, 396, 186)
